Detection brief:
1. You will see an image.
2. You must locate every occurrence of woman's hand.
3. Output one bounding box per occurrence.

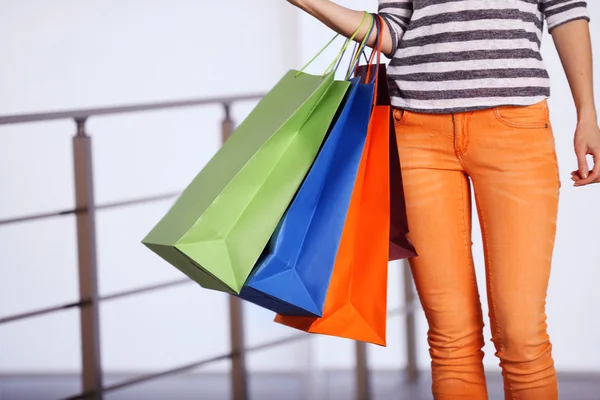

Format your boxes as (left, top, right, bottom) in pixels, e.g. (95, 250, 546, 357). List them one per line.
(571, 116, 600, 186)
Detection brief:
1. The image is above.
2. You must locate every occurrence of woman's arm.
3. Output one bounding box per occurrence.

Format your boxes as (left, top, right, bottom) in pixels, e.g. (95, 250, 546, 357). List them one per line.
(287, 0, 412, 56)
(553, 20, 596, 124)
(541, 0, 599, 186)
(552, 20, 600, 186)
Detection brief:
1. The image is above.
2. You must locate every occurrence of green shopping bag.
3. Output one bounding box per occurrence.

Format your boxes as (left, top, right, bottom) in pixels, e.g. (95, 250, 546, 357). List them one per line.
(142, 15, 371, 294)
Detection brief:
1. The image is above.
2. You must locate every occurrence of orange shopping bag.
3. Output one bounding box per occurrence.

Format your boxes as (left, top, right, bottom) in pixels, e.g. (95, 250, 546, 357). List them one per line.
(275, 16, 391, 346)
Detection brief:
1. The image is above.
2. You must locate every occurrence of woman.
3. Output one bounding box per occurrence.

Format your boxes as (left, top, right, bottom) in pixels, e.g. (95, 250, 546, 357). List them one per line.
(287, 0, 599, 399)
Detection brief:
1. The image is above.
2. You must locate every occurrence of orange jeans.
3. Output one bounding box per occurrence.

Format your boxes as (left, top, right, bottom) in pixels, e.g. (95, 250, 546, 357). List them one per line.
(394, 100, 560, 400)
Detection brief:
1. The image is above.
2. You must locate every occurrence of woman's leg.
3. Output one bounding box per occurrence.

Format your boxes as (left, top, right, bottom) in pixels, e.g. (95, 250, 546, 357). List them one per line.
(395, 110, 488, 400)
(463, 102, 560, 400)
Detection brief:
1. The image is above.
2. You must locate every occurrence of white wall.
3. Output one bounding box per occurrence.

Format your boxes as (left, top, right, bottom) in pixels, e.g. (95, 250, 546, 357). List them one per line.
(0, 0, 599, 377)
(0, 0, 305, 374)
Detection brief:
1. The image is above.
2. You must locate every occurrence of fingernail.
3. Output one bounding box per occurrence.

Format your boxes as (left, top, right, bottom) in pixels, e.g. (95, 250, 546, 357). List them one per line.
(582, 172, 588, 178)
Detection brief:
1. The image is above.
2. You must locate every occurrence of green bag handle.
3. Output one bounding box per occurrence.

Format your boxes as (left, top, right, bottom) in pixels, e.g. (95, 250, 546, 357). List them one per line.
(345, 15, 376, 80)
(335, 14, 374, 77)
(323, 12, 374, 76)
(296, 11, 372, 78)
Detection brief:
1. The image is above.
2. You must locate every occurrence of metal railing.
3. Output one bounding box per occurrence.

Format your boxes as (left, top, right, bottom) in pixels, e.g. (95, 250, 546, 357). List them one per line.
(0, 94, 419, 400)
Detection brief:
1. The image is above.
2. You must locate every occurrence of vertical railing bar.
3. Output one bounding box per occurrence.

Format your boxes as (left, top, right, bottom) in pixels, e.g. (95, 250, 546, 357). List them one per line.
(303, 336, 319, 400)
(355, 341, 371, 400)
(403, 259, 418, 382)
(72, 117, 104, 399)
(222, 103, 249, 400)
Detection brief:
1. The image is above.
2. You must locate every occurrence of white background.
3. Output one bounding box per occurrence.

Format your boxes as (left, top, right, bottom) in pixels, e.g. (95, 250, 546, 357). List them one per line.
(0, 0, 598, 377)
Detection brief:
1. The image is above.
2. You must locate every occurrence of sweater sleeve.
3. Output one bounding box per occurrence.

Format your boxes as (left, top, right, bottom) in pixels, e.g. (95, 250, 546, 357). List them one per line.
(541, 0, 590, 33)
(378, 0, 413, 55)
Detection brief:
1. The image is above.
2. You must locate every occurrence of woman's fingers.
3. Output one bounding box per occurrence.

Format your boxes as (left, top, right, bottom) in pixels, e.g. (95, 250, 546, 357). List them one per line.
(574, 150, 600, 186)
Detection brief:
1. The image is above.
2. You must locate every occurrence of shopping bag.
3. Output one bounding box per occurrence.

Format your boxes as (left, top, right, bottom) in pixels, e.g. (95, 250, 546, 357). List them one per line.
(239, 77, 375, 316)
(237, 16, 377, 317)
(355, 63, 417, 260)
(142, 13, 372, 294)
(275, 16, 391, 345)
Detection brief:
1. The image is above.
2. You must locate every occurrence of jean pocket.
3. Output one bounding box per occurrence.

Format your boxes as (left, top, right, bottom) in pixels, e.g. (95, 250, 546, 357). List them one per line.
(493, 100, 550, 129)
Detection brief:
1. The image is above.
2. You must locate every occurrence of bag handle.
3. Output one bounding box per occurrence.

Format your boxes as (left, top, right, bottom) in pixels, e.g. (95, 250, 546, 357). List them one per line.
(340, 16, 374, 79)
(322, 12, 374, 76)
(296, 11, 371, 78)
(344, 16, 376, 80)
(365, 14, 384, 85)
(345, 13, 382, 85)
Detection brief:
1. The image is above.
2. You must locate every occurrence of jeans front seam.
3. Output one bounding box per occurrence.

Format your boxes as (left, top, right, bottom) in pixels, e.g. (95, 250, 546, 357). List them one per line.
(474, 188, 513, 399)
(456, 112, 473, 158)
(457, 173, 482, 328)
(453, 128, 469, 171)
(456, 173, 471, 254)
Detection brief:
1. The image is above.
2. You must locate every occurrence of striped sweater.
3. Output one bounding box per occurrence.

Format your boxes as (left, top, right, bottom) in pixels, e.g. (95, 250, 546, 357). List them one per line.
(378, 0, 590, 113)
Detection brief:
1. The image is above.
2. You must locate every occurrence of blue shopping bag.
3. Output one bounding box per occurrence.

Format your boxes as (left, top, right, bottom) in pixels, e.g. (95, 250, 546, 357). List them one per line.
(238, 76, 375, 316)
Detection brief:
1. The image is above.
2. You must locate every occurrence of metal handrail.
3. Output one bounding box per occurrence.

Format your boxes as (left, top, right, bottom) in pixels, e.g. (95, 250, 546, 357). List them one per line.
(61, 305, 418, 400)
(0, 191, 182, 226)
(0, 300, 84, 325)
(0, 282, 419, 332)
(0, 94, 264, 125)
(0, 91, 420, 400)
(100, 278, 190, 302)
(0, 278, 193, 325)
(62, 333, 309, 400)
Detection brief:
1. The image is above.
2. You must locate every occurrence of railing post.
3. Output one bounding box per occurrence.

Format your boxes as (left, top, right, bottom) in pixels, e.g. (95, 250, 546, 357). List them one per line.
(222, 103, 249, 400)
(403, 259, 418, 382)
(355, 341, 371, 400)
(221, 103, 235, 143)
(72, 117, 103, 399)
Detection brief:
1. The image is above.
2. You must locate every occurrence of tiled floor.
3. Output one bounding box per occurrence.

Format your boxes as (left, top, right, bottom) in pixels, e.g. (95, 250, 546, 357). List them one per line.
(1, 371, 599, 400)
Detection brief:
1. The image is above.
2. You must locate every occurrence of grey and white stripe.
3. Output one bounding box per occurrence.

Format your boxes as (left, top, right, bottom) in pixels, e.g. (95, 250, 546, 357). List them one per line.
(378, 0, 590, 113)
